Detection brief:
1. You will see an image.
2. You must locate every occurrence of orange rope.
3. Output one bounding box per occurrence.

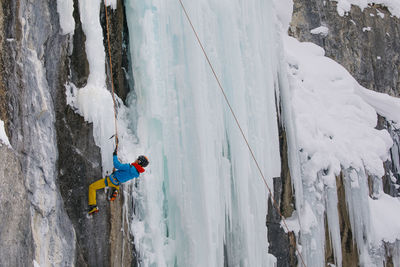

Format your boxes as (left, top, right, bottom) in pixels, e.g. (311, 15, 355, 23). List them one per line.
(104, 0, 119, 148)
(177, 1, 307, 266)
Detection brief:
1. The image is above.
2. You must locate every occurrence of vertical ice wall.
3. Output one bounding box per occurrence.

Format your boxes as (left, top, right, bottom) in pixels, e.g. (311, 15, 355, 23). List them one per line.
(125, 0, 281, 265)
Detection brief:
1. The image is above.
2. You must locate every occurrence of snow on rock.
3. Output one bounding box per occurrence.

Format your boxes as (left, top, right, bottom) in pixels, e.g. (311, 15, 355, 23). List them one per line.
(273, 0, 294, 30)
(334, 0, 400, 18)
(0, 120, 11, 148)
(284, 31, 400, 266)
(66, 0, 124, 175)
(106, 0, 118, 9)
(310, 26, 329, 36)
(56, 0, 75, 35)
(356, 87, 400, 124)
(284, 35, 392, 180)
(363, 26, 372, 32)
(369, 193, 400, 243)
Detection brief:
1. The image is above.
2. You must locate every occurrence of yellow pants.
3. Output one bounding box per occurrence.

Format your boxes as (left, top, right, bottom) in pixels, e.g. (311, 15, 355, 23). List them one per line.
(88, 177, 120, 206)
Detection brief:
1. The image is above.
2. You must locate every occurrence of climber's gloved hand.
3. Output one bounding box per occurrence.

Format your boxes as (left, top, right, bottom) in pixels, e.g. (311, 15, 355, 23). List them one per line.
(113, 147, 117, 156)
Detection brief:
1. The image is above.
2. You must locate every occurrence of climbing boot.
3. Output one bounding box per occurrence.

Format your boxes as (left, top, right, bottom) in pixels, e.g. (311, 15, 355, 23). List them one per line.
(88, 205, 99, 215)
(109, 189, 119, 201)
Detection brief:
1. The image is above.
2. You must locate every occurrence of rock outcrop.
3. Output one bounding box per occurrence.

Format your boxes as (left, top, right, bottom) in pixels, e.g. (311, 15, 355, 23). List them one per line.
(289, 1, 400, 96)
(0, 0, 134, 266)
(0, 0, 76, 266)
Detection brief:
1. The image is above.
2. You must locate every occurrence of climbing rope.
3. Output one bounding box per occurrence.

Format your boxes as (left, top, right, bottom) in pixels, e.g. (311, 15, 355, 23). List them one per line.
(104, 0, 119, 148)
(177, 1, 307, 266)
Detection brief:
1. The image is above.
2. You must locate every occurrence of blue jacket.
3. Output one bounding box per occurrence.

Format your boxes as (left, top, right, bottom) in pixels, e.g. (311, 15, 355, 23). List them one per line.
(110, 155, 140, 184)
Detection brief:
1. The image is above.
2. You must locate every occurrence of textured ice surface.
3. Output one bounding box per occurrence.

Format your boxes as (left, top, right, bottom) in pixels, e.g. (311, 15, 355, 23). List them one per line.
(125, 0, 281, 265)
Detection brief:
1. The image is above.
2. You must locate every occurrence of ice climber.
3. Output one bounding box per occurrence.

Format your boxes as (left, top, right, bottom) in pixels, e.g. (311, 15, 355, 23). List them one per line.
(88, 149, 149, 215)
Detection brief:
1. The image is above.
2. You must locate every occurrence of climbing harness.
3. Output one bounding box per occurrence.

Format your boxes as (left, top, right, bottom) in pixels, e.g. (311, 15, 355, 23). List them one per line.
(177, 1, 307, 266)
(104, 0, 119, 149)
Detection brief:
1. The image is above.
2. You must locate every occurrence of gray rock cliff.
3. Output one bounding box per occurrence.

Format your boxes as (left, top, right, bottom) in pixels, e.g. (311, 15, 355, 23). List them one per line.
(0, 0, 134, 266)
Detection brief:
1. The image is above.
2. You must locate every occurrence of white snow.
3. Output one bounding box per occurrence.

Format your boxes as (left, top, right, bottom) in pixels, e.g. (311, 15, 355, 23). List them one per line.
(273, 0, 294, 30)
(310, 26, 329, 36)
(106, 0, 117, 9)
(369, 193, 400, 243)
(56, 0, 75, 35)
(334, 0, 400, 18)
(284, 36, 392, 180)
(377, 10, 385, 18)
(363, 26, 372, 32)
(283, 33, 400, 266)
(66, 0, 124, 175)
(356, 87, 400, 124)
(0, 120, 11, 148)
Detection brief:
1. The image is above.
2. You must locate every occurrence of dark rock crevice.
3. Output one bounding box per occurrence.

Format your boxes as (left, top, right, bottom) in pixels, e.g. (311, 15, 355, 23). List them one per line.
(70, 0, 89, 88)
(336, 173, 360, 266)
(267, 106, 297, 267)
(101, 0, 133, 104)
(376, 114, 400, 197)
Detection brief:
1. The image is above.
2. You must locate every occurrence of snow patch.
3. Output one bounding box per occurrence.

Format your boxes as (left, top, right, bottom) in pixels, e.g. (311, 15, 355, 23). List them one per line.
(284, 35, 392, 179)
(273, 0, 294, 30)
(334, 0, 400, 18)
(377, 10, 385, 18)
(356, 87, 400, 124)
(106, 0, 117, 9)
(67, 0, 125, 175)
(56, 0, 75, 35)
(310, 26, 329, 36)
(0, 120, 11, 148)
(284, 210, 301, 234)
(369, 193, 400, 243)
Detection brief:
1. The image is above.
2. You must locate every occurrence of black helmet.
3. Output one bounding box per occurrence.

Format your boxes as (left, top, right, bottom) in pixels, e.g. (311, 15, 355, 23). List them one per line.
(137, 155, 149, 167)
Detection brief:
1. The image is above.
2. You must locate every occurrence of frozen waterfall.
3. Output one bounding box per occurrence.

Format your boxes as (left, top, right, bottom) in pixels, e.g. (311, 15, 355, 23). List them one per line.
(57, 0, 400, 266)
(125, 0, 281, 265)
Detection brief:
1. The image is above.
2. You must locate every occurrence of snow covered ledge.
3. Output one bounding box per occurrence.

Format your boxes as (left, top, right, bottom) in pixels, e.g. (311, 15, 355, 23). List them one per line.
(283, 35, 400, 266)
(334, 0, 400, 17)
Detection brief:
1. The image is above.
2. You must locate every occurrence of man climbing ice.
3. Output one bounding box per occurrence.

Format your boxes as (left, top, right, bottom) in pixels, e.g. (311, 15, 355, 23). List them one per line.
(88, 149, 149, 215)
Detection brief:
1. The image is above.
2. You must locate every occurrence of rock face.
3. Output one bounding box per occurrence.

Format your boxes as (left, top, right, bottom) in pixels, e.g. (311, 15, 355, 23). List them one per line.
(101, 1, 133, 103)
(1, 0, 76, 266)
(289, 1, 400, 96)
(0, 0, 134, 266)
(0, 145, 33, 266)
